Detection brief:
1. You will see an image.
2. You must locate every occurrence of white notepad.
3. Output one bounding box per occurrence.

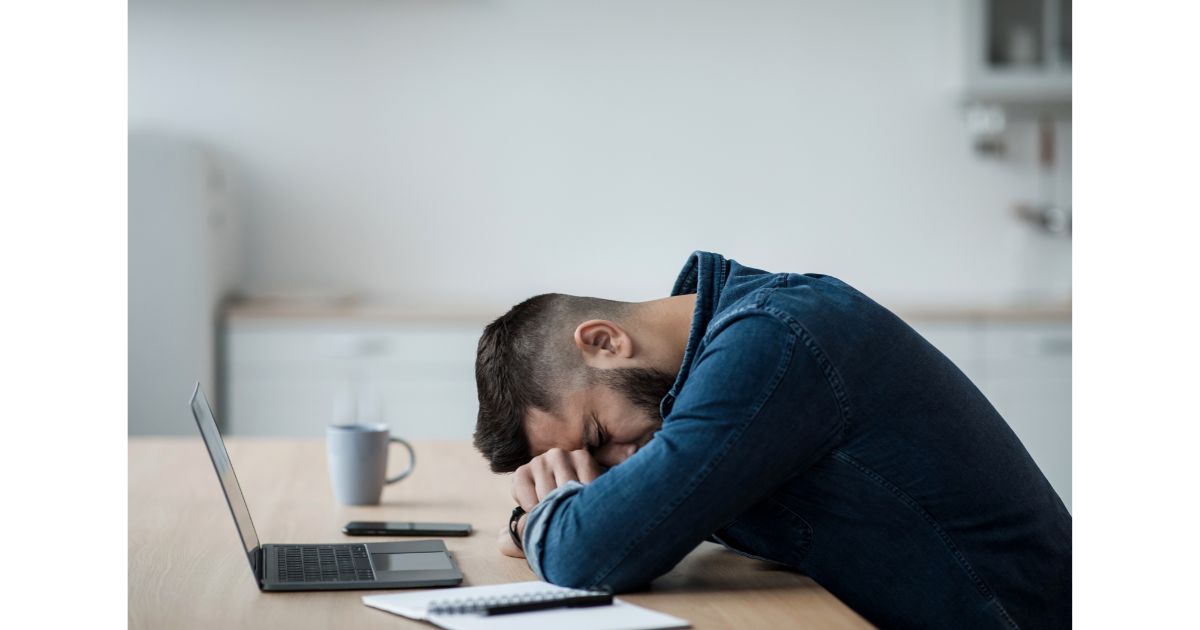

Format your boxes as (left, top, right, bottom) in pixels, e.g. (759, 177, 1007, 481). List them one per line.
(362, 581, 690, 630)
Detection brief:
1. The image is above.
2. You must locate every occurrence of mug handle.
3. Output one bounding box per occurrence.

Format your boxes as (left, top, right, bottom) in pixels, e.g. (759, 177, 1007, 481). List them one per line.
(385, 437, 416, 484)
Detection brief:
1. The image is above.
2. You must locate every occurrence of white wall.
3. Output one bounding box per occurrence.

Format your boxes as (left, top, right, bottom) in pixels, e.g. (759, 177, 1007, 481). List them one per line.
(129, 0, 1070, 311)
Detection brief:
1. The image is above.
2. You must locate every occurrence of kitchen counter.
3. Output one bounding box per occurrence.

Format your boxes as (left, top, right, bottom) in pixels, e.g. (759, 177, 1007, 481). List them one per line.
(224, 296, 1071, 324)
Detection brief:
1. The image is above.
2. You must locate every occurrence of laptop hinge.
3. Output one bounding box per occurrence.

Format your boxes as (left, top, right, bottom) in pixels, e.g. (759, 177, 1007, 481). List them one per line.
(254, 545, 267, 586)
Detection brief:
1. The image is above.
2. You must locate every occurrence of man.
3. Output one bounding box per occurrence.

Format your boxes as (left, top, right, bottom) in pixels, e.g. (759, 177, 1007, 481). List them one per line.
(473, 251, 1071, 629)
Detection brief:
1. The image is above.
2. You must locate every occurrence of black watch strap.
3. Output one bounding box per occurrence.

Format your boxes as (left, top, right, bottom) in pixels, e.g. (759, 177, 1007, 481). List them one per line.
(509, 505, 526, 551)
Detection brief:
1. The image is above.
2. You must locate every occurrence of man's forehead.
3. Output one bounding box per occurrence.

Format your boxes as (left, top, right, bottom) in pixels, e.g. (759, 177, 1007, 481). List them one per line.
(524, 404, 583, 455)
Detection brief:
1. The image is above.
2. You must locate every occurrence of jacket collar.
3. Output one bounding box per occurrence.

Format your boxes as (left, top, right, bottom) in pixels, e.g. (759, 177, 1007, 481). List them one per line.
(660, 251, 728, 419)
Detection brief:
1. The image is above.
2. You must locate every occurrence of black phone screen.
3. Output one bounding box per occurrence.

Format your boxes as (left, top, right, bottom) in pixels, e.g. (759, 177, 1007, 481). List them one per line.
(344, 521, 473, 536)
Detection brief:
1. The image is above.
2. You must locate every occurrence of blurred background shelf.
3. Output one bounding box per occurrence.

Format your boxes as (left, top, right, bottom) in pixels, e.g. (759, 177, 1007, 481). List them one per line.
(964, 0, 1071, 112)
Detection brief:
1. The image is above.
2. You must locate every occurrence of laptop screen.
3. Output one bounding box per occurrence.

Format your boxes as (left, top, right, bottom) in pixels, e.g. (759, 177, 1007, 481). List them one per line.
(190, 383, 262, 575)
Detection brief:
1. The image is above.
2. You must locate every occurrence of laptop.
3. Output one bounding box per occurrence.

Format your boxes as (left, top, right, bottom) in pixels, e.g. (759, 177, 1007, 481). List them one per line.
(189, 383, 464, 591)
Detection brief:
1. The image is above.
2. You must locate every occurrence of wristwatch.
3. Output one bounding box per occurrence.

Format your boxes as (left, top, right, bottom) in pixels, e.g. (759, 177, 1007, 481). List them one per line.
(508, 505, 526, 551)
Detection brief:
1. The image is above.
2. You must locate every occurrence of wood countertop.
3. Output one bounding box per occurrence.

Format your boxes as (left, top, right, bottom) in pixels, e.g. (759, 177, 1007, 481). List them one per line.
(223, 296, 1070, 325)
(129, 438, 873, 629)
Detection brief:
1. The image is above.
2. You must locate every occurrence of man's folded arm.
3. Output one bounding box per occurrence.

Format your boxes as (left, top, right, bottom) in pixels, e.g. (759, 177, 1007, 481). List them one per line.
(523, 311, 847, 591)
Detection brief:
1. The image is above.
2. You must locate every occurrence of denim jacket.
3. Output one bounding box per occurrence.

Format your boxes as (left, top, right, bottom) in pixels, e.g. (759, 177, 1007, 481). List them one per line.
(523, 251, 1071, 629)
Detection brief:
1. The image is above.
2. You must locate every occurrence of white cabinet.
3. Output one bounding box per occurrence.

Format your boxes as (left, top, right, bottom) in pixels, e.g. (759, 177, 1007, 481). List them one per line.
(224, 318, 484, 440)
(911, 319, 1071, 511)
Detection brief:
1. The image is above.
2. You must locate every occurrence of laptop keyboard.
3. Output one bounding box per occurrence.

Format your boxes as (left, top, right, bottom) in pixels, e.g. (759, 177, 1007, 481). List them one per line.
(275, 544, 375, 582)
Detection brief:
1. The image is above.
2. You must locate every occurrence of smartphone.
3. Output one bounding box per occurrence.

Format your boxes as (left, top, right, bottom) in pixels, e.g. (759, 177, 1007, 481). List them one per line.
(343, 521, 473, 537)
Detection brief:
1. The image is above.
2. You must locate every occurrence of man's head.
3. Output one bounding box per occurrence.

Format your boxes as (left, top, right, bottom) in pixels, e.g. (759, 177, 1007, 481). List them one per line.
(473, 293, 679, 473)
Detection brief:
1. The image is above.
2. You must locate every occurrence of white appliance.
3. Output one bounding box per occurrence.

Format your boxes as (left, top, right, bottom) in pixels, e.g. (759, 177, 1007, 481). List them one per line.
(129, 131, 239, 435)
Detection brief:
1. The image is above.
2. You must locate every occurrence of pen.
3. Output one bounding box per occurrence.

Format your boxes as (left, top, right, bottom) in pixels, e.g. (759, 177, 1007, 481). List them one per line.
(427, 589, 614, 616)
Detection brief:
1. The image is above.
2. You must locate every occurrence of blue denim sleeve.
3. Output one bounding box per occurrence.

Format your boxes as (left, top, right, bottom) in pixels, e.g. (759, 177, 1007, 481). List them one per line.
(523, 480, 584, 580)
(526, 309, 848, 591)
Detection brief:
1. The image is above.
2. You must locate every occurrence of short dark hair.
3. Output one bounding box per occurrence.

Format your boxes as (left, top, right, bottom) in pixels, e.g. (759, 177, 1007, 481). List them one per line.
(473, 293, 628, 473)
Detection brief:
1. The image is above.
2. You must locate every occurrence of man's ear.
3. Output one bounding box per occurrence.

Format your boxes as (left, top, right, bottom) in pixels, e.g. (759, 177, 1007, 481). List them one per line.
(574, 319, 634, 367)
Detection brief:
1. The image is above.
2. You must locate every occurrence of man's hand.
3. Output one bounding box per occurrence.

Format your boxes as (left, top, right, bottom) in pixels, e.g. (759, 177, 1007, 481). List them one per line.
(497, 514, 527, 559)
(498, 448, 603, 559)
(511, 448, 604, 512)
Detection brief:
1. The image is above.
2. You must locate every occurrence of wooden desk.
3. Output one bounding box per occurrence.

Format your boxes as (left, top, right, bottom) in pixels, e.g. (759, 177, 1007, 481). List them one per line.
(129, 438, 871, 629)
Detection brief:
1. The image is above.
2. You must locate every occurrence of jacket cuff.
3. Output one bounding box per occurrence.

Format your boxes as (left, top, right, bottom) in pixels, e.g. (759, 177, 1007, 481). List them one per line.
(523, 480, 585, 580)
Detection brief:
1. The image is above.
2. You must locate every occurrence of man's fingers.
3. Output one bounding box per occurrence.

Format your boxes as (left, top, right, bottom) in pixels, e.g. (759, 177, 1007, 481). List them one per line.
(511, 465, 538, 512)
(548, 450, 580, 487)
(570, 449, 604, 484)
(512, 449, 599, 513)
(532, 459, 557, 502)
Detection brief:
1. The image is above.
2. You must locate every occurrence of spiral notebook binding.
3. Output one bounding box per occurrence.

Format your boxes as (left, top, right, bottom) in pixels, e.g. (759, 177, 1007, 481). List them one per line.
(427, 587, 612, 615)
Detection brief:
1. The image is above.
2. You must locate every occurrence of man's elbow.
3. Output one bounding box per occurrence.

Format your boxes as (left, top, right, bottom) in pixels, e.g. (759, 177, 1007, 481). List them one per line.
(537, 549, 654, 593)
